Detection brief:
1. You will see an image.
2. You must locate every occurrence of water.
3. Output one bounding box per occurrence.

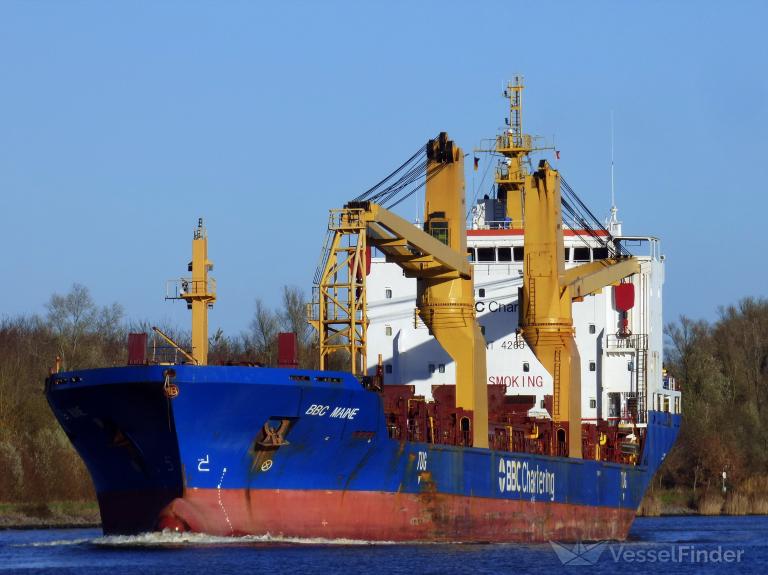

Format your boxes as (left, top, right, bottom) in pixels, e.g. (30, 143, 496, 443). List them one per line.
(2, 516, 766, 574)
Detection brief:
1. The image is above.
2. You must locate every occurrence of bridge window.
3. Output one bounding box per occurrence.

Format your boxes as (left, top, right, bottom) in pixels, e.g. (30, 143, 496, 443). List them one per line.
(438, 364, 445, 373)
(477, 247, 495, 262)
(467, 247, 475, 262)
(564, 247, 570, 262)
(497, 247, 512, 262)
(478, 288, 486, 297)
(589, 323, 596, 334)
(523, 362, 530, 372)
(590, 398, 596, 409)
(573, 247, 591, 262)
(589, 361, 596, 372)
(429, 363, 436, 374)
(385, 325, 392, 336)
(593, 247, 609, 260)
(385, 364, 392, 374)
(513, 246, 524, 262)
(385, 288, 392, 299)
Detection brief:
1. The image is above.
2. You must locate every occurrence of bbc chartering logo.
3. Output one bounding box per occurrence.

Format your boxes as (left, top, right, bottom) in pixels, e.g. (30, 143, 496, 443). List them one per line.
(549, 540, 745, 566)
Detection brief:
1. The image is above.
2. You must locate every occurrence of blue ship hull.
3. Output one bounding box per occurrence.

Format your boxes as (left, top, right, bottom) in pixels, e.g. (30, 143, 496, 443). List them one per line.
(46, 365, 680, 541)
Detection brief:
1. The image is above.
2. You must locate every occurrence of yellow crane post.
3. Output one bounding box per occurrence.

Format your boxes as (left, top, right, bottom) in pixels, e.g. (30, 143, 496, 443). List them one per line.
(520, 162, 581, 457)
(179, 218, 217, 365)
(418, 134, 488, 449)
(521, 161, 640, 458)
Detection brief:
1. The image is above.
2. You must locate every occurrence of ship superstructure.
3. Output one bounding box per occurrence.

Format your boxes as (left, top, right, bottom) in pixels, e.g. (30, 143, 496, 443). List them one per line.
(366, 215, 680, 444)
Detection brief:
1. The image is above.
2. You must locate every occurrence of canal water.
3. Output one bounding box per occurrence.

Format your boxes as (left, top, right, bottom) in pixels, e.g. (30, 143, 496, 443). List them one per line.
(2, 516, 766, 574)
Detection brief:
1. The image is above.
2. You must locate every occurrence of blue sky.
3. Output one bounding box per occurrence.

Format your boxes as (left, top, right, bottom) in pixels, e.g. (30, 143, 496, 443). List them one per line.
(1, 0, 766, 336)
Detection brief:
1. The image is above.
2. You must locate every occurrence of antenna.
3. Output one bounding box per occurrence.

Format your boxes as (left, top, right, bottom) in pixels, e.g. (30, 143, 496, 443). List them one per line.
(610, 109, 615, 209)
(607, 111, 622, 236)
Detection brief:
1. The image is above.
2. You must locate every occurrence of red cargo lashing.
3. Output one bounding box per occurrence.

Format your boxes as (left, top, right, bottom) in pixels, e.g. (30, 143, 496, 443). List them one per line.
(278, 332, 299, 368)
(127, 333, 148, 365)
(614, 283, 635, 312)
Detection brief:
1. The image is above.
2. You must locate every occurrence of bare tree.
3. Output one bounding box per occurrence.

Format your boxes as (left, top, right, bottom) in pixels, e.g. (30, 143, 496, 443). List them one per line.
(250, 298, 279, 364)
(45, 284, 124, 369)
(280, 286, 310, 346)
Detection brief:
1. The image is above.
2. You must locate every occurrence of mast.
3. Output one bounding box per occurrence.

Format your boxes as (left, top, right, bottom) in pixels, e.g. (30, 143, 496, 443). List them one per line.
(495, 75, 531, 228)
(608, 110, 622, 235)
(181, 219, 216, 365)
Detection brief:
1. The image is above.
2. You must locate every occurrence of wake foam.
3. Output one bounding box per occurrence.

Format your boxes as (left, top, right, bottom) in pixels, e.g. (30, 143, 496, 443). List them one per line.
(18, 538, 92, 548)
(92, 530, 396, 547)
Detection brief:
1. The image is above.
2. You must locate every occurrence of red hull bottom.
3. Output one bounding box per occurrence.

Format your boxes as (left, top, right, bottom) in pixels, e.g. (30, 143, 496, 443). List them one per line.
(156, 489, 636, 543)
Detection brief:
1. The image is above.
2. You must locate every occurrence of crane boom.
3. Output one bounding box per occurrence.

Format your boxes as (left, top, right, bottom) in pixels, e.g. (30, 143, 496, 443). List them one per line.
(564, 258, 640, 299)
(310, 133, 488, 448)
(350, 202, 470, 279)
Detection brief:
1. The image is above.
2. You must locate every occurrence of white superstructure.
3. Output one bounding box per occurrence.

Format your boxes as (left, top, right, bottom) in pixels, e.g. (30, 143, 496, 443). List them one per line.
(366, 207, 681, 425)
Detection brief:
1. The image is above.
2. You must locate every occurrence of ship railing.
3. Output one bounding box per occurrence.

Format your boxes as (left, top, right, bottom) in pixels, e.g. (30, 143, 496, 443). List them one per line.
(495, 133, 532, 152)
(165, 277, 217, 300)
(663, 375, 677, 391)
(606, 391, 644, 423)
(149, 344, 189, 365)
(613, 236, 661, 260)
(472, 219, 524, 230)
(328, 208, 367, 231)
(591, 416, 641, 426)
(307, 286, 321, 323)
(605, 333, 648, 350)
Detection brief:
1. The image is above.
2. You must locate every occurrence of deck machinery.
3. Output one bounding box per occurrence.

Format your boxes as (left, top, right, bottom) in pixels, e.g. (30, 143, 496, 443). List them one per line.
(311, 81, 640, 459)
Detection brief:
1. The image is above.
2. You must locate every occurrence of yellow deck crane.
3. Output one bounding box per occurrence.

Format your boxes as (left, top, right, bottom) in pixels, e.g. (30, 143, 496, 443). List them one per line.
(520, 161, 639, 458)
(472, 77, 642, 459)
(309, 133, 489, 448)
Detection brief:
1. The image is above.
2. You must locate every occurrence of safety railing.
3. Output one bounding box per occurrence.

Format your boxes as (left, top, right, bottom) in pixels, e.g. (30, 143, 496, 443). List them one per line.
(166, 277, 216, 300)
(605, 334, 648, 350)
(472, 219, 525, 230)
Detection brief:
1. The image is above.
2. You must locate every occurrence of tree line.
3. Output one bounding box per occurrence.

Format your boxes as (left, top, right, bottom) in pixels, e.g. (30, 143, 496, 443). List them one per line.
(655, 297, 768, 513)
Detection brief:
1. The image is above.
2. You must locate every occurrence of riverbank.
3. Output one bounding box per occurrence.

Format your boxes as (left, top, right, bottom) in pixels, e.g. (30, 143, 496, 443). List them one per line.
(0, 501, 100, 529)
(638, 486, 768, 517)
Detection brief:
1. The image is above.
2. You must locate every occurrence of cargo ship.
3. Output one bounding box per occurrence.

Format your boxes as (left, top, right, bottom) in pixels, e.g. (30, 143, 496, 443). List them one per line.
(45, 78, 680, 542)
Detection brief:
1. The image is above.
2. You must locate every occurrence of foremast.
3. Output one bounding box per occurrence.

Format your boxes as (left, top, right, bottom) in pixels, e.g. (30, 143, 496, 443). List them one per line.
(174, 218, 216, 365)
